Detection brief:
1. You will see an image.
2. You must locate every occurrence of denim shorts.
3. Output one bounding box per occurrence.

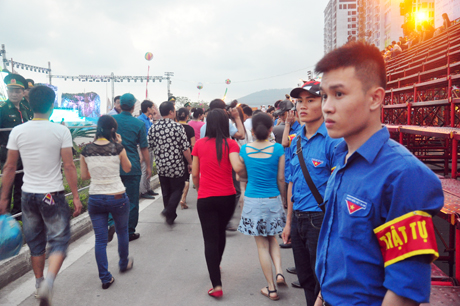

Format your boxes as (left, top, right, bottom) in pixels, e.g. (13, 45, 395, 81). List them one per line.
(237, 196, 286, 236)
(21, 191, 71, 257)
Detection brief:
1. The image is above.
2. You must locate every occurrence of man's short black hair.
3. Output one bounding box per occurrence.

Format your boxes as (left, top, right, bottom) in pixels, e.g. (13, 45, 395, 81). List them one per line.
(141, 100, 154, 113)
(159, 101, 175, 116)
(209, 99, 226, 110)
(114, 95, 121, 102)
(315, 42, 386, 91)
(29, 86, 55, 114)
(242, 106, 253, 117)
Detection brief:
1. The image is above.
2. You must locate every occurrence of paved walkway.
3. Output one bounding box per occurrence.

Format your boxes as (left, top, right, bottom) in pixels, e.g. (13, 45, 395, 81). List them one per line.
(0, 186, 305, 306)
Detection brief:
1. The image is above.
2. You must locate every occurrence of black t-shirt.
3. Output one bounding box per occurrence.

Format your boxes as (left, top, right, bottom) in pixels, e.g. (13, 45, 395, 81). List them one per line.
(181, 124, 195, 150)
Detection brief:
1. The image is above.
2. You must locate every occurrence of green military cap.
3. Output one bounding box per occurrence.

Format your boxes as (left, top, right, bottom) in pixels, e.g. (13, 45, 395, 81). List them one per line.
(120, 93, 136, 108)
(25, 79, 35, 89)
(168, 96, 176, 102)
(4, 74, 27, 89)
(184, 102, 191, 107)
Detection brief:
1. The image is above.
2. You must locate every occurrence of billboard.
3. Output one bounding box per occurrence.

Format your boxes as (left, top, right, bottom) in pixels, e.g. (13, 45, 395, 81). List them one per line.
(60, 92, 101, 118)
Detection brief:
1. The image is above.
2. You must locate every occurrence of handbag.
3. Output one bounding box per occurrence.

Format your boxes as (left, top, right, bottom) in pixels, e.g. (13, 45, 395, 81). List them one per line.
(296, 137, 326, 213)
(0, 214, 23, 260)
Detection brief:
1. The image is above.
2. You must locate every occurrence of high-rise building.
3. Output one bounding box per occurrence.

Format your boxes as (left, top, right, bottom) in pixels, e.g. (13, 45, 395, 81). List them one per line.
(358, 0, 435, 49)
(435, 0, 460, 28)
(324, 0, 358, 54)
(412, 0, 435, 26)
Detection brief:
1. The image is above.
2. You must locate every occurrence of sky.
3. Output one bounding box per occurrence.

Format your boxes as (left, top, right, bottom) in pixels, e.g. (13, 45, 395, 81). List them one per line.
(1, 0, 326, 111)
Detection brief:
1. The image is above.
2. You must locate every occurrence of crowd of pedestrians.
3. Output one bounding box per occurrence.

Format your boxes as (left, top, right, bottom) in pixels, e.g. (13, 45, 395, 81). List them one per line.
(0, 41, 445, 306)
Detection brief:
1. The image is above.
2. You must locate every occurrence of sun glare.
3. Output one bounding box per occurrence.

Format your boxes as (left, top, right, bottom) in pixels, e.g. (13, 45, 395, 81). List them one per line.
(416, 10, 429, 23)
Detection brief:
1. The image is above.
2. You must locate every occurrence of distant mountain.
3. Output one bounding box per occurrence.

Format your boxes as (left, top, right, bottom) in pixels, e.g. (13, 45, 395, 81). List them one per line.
(236, 88, 292, 107)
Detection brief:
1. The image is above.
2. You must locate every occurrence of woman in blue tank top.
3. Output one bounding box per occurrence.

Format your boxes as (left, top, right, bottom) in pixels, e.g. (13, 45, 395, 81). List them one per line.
(237, 112, 287, 301)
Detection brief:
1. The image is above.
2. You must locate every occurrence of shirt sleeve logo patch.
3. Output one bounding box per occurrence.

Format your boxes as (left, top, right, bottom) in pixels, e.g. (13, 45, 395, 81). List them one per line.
(311, 158, 324, 167)
(345, 194, 367, 214)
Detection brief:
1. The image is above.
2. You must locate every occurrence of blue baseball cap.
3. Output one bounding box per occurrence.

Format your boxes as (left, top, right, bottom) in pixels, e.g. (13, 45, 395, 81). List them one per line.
(120, 93, 136, 108)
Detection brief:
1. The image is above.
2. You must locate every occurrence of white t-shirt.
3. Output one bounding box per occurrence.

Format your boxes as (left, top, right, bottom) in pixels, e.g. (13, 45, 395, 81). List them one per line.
(243, 118, 253, 143)
(7, 120, 73, 193)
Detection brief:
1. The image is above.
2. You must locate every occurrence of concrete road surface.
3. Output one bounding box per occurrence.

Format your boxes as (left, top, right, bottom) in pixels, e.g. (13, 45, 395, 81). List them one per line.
(0, 186, 305, 306)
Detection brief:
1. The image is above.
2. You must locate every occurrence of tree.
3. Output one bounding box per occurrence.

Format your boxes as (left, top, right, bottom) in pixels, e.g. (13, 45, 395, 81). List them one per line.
(175, 96, 191, 107)
(191, 101, 209, 109)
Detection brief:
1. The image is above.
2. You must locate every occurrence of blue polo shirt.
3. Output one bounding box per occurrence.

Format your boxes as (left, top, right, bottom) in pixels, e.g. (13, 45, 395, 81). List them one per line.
(284, 121, 305, 183)
(137, 113, 152, 136)
(113, 111, 148, 176)
(200, 120, 237, 138)
(285, 122, 342, 212)
(290, 121, 302, 136)
(315, 127, 444, 305)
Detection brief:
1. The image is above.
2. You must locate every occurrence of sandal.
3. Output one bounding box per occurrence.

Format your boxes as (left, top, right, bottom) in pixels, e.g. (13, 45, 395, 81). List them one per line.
(102, 277, 115, 289)
(276, 274, 287, 286)
(180, 201, 189, 209)
(120, 257, 134, 273)
(261, 286, 279, 301)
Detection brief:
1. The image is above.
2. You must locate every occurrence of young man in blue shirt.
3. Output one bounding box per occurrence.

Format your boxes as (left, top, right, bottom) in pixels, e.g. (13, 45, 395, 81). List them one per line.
(281, 81, 342, 305)
(138, 100, 160, 200)
(314, 42, 444, 306)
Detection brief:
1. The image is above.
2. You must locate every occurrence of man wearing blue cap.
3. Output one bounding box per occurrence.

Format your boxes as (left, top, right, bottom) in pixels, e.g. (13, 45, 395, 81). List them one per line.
(113, 93, 151, 241)
(0, 74, 34, 219)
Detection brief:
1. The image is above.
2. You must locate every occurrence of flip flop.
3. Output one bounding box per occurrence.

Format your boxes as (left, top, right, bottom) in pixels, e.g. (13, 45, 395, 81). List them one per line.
(276, 273, 287, 286)
(261, 286, 279, 301)
(120, 257, 134, 273)
(102, 277, 115, 289)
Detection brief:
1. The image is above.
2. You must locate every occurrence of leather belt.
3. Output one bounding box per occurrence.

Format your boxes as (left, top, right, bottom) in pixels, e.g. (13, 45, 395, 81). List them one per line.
(50, 191, 65, 196)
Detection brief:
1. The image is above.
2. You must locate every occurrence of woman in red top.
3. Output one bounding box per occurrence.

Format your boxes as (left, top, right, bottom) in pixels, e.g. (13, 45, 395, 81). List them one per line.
(192, 109, 245, 298)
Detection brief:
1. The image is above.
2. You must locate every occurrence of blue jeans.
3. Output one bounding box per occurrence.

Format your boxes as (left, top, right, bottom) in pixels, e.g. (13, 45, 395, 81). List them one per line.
(291, 211, 324, 306)
(21, 191, 71, 256)
(88, 194, 130, 283)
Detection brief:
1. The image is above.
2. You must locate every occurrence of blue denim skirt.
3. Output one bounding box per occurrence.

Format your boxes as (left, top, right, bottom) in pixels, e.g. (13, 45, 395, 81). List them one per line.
(238, 196, 286, 236)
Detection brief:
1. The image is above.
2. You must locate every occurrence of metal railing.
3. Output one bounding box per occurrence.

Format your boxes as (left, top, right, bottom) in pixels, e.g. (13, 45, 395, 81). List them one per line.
(9, 158, 90, 219)
(0, 125, 97, 219)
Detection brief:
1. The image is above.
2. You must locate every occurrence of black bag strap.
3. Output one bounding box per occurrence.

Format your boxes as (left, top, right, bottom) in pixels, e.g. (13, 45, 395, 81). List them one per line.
(296, 137, 325, 213)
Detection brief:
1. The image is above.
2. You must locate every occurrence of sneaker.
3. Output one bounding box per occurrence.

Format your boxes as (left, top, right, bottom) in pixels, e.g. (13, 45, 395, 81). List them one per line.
(147, 190, 159, 196)
(108, 225, 115, 243)
(140, 193, 155, 199)
(37, 281, 53, 306)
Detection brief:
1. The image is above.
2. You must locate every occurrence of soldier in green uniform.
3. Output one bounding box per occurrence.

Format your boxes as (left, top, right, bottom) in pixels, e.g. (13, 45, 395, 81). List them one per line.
(0, 74, 34, 218)
(24, 78, 34, 104)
